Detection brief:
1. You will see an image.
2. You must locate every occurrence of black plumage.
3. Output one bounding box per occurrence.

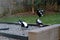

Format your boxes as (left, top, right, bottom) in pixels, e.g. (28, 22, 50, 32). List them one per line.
(36, 19, 49, 27)
(18, 20, 28, 28)
(36, 9, 44, 27)
(36, 19, 43, 27)
(36, 9, 44, 17)
(36, 9, 49, 27)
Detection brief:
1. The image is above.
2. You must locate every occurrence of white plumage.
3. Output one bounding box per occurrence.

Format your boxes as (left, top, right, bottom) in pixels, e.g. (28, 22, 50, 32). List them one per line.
(36, 19, 44, 27)
(18, 20, 28, 28)
(37, 19, 42, 23)
(22, 22, 28, 28)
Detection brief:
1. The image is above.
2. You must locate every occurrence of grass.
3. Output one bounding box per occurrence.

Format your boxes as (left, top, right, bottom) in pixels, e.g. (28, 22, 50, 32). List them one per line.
(0, 13, 60, 25)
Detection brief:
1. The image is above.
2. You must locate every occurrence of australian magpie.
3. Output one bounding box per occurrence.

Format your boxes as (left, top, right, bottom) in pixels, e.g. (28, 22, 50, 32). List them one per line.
(36, 9, 45, 27)
(36, 19, 49, 27)
(18, 20, 28, 28)
(36, 9, 44, 17)
(36, 19, 44, 27)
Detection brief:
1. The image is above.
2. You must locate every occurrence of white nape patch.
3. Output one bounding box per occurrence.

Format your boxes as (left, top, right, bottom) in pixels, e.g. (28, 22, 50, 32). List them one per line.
(23, 22, 27, 27)
(37, 19, 42, 23)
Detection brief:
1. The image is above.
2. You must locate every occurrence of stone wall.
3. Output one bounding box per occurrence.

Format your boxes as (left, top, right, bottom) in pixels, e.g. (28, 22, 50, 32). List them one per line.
(29, 24, 60, 40)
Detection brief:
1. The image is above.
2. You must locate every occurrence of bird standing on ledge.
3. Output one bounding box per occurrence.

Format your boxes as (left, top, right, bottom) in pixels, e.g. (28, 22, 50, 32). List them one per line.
(36, 9, 44, 27)
(18, 20, 28, 28)
(36, 19, 44, 27)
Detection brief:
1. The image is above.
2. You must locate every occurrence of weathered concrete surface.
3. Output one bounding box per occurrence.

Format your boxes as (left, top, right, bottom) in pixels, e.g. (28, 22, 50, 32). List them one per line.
(0, 23, 40, 40)
(29, 24, 60, 40)
(0, 24, 40, 37)
(0, 24, 60, 40)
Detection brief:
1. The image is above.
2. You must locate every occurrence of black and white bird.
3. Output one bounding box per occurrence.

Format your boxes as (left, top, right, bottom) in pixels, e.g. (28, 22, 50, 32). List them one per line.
(36, 19, 49, 27)
(36, 19, 43, 27)
(36, 9, 44, 27)
(18, 20, 28, 28)
(36, 9, 44, 17)
(36, 9, 49, 27)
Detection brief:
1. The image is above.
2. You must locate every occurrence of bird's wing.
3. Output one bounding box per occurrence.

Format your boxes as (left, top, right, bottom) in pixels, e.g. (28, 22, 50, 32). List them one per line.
(23, 22, 28, 27)
(37, 19, 42, 23)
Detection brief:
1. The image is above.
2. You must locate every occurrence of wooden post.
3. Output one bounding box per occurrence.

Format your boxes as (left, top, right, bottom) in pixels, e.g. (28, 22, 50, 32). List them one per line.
(32, 0, 35, 14)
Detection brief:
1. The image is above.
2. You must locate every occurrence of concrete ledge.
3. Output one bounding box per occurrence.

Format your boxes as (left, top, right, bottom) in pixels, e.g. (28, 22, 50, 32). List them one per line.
(0, 24, 60, 40)
(0, 22, 37, 26)
(28, 24, 60, 40)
